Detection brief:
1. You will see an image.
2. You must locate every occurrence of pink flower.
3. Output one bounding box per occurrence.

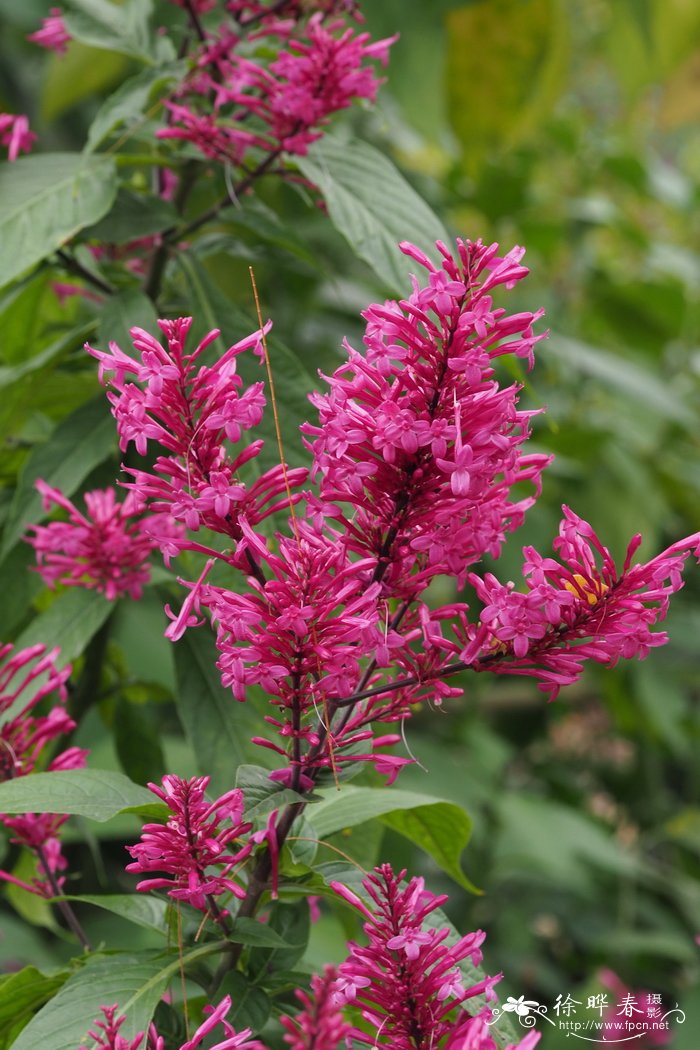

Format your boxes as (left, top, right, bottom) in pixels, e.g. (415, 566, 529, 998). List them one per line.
(205, 527, 383, 774)
(303, 238, 550, 598)
(27, 8, 71, 54)
(280, 966, 350, 1049)
(463, 506, 700, 698)
(0, 113, 36, 161)
(27, 481, 183, 601)
(87, 318, 306, 565)
(0, 643, 85, 896)
(125, 776, 253, 913)
(330, 864, 496, 1048)
(157, 11, 394, 166)
(79, 998, 267, 1050)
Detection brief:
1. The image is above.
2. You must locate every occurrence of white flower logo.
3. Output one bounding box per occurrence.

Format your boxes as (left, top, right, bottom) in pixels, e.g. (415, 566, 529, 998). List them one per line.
(503, 995, 541, 1017)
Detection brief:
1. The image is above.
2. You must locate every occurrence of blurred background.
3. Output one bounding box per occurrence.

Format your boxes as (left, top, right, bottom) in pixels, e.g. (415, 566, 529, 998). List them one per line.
(1, 0, 700, 1045)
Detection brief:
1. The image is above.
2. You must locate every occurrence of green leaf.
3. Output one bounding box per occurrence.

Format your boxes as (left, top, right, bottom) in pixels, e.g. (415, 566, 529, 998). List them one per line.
(1, 395, 116, 559)
(310, 786, 476, 890)
(59, 894, 169, 935)
(180, 254, 314, 469)
(228, 916, 301, 948)
(381, 804, 477, 892)
(549, 334, 693, 424)
(64, 0, 160, 64)
(0, 321, 95, 390)
(236, 764, 308, 820)
(0, 153, 117, 290)
(89, 193, 178, 247)
(248, 902, 310, 976)
(8, 945, 221, 1050)
(0, 769, 157, 822)
(0, 541, 44, 637)
(295, 135, 449, 291)
(217, 972, 271, 1032)
(0, 965, 69, 1045)
(85, 62, 187, 152)
(15, 589, 113, 667)
(113, 696, 167, 785)
(173, 627, 259, 796)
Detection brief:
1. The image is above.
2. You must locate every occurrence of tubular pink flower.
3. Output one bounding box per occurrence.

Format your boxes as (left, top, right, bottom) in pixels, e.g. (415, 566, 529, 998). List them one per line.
(331, 864, 497, 1048)
(79, 999, 267, 1050)
(27, 481, 183, 601)
(0, 113, 36, 161)
(87, 318, 306, 566)
(281, 966, 350, 1050)
(125, 776, 254, 914)
(28, 8, 71, 54)
(0, 643, 85, 896)
(302, 238, 550, 598)
(463, 506, 700, 698)
(157, 11, 394, 166)
(204, 527, 383, 773)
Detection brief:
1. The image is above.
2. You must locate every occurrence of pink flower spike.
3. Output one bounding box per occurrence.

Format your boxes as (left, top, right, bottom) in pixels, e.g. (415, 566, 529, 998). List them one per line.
(281, 966, 350, 1049)
(332, 864, 499, 1047)
(0, 643, 82, 895)
(125, 776, 253, 914)
(27, 482, 181, 601)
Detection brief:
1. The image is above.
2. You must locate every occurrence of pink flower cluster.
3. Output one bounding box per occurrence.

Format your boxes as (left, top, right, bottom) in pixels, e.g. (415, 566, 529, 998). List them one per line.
(280, 966, 350, 1050)
(28, 8, 71, 54)
(79, 996, 265, 1050)
(158, 6, 394, 165)
(0, 643, 85, 896)
(125, 775, 253, 914)
(453, 506, 700, 699)
(87, 236, 700, 794)
(27, 480, 183, 601)
(203, 529, 387, 781)
(331, 864, 539, 1050)
(0, 113, 35, 161)
(303, 239, 549, 596)
(87, 317, 306, 573)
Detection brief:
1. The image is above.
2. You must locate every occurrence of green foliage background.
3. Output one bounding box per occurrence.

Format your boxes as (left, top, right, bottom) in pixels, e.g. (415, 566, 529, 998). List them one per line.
(0, 0, 699, 1046)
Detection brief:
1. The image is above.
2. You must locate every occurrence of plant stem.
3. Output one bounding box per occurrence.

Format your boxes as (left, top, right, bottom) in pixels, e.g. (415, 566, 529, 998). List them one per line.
(207, 801, 303, 996)
(36, 845, 93, 951)
(55, 249, 115, 296)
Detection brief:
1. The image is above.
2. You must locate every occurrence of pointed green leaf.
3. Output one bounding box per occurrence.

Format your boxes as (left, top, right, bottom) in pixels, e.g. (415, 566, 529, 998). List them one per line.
(0, 769, 157, 823)
(85, 62, 187, 152)
(0, 153, 116, 289)
(310, 786, 476, 891)
(0, 965, 69, 1044)
(236, 764, 307, 820)
(15, 589, 112, 668)
(64, 0, 161, 64)
(8, 944, 221, 1050)
(60, 894, 169, 935)
(295, 135, 449, 291)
